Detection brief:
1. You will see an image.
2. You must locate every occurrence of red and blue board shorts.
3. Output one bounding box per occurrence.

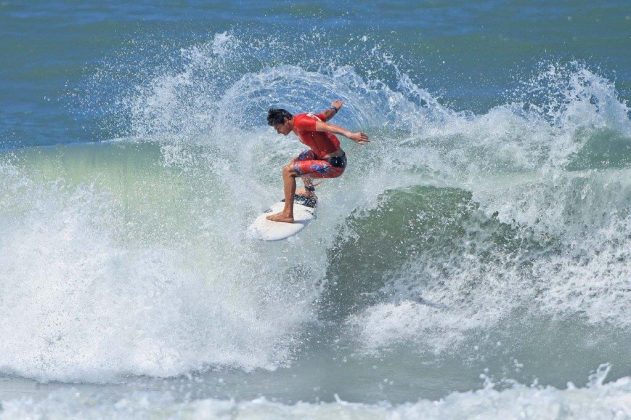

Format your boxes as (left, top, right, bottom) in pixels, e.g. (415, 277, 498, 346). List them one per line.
(291, 150, 346, 179)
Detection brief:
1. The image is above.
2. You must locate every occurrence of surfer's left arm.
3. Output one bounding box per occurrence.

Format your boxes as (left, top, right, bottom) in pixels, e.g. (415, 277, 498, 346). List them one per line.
(314, 120, 369, 144)
(320, 100, 343, 121)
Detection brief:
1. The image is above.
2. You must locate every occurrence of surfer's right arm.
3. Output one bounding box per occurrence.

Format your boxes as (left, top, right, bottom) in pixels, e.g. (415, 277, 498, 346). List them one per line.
(314, 120, 369, 144)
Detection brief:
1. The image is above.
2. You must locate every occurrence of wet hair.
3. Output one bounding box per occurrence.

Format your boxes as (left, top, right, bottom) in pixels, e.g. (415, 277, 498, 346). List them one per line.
(267, 108, 293, 126)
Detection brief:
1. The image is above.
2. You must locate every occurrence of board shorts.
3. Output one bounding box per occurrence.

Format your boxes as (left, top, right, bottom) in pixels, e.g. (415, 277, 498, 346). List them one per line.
(291, 150, 346, 179)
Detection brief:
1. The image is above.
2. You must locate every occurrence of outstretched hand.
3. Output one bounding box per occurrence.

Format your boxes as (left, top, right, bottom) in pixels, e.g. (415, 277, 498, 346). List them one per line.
(350, 132, 369, 144)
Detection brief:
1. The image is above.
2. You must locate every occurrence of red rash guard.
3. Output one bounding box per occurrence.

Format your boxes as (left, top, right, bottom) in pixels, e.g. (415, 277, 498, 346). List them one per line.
(292, 113, 341, 159)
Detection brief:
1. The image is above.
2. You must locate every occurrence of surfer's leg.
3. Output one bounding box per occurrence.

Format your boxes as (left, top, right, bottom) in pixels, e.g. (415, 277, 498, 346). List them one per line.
(292, 157, 345, 181)
(267, 153, 345, 223)
(267, 163, 298, 223)
(292, 150, 317, 197)
(294, 160, 344, 197)
(298, 177, 316, 197)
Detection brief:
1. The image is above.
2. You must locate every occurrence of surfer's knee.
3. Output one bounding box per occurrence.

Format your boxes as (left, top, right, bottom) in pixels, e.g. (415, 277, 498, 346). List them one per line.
(282, 164, 298, 178)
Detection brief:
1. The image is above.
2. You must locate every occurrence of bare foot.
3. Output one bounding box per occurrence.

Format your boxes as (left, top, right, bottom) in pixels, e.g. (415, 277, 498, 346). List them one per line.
(266, 212, 294, 223)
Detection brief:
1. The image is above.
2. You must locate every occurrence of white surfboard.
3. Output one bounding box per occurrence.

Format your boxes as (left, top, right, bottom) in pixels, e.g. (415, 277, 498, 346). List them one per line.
(248, 195, 317, 241)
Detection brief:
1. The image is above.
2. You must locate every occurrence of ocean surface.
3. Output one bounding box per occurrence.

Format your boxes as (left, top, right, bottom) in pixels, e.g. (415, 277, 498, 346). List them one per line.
(1, 1, 631, 418)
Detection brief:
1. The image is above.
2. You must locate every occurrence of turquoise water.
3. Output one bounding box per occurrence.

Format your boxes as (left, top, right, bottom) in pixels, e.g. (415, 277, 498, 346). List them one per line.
(1, 1, 631, 418)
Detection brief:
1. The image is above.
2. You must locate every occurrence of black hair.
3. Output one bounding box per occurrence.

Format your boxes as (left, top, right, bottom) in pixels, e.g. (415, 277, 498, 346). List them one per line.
(267, 108, 293, 126)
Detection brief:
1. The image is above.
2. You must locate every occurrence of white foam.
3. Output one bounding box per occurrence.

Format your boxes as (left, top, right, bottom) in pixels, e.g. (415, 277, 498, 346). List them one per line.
(0, 159, 317, 382)
(3, 371, 630, 419)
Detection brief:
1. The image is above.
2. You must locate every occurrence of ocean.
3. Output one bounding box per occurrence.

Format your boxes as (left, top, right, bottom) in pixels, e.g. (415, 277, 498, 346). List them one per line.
(1, 1, 631, 418)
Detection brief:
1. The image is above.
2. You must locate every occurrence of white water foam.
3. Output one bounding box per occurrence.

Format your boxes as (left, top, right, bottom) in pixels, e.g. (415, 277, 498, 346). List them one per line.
(0, 157, 317, 382)
(3, 367, 630, 419)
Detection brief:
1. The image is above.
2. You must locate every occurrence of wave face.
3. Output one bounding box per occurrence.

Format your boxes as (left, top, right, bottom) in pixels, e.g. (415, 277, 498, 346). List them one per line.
(2, 15, 631, 414)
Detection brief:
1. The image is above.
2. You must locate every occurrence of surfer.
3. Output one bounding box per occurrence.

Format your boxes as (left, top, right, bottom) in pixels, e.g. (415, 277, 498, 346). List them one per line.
(266, 100, 369, 223)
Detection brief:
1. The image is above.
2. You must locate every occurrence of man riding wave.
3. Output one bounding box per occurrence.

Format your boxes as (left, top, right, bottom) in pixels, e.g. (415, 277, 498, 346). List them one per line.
(266, 100, 369, 223)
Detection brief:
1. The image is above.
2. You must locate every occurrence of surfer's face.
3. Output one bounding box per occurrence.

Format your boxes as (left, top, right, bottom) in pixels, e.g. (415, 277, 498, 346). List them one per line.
(274, 119, 292, 135)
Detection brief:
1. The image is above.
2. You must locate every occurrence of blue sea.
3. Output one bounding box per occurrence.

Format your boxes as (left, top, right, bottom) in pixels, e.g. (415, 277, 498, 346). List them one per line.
(1, 1, 631, 418)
